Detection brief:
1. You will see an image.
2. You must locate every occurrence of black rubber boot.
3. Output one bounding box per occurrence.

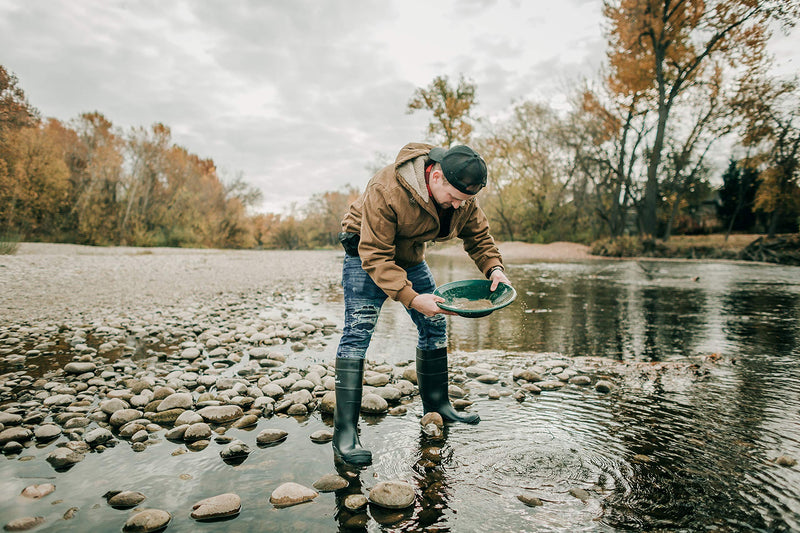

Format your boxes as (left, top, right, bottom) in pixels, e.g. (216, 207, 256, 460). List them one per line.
(416, 348, 480, 424)
(332, 357, 372, 466)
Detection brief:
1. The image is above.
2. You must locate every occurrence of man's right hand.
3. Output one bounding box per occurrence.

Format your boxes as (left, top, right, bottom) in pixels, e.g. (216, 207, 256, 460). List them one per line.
(410, 293, 456, 317)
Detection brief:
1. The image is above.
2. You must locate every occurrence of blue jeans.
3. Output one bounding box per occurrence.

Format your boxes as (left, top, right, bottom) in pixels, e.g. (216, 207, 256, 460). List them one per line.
(336, 254, 447, 359)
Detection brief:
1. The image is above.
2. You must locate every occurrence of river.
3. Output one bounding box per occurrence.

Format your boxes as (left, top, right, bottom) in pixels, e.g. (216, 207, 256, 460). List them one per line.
(1, 251, 799, 532)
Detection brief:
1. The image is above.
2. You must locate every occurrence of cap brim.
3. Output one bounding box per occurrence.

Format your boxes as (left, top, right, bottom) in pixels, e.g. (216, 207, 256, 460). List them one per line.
(428, 147, 446, 162)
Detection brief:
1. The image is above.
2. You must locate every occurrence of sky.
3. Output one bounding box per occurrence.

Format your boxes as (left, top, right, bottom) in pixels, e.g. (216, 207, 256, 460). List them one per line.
(0, 0, 797, 213)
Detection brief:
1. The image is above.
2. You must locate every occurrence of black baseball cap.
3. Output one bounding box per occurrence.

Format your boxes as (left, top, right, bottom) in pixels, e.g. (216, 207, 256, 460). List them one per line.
(428, 145, 487, 195)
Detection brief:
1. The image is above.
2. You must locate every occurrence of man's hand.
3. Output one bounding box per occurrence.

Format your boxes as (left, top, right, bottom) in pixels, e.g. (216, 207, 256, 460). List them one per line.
(410, 293, 456, 317)
(489, 268, 511, 291)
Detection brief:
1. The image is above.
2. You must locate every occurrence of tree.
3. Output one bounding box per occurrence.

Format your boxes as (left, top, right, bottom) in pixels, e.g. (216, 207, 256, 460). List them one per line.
(568, 81, 650, 238)
(407, 74, 477, 147)
(0, 65, 39, 140)
(732, 74, 800, 236)
(603, 0, 800, 237)
(718, 159, 758, 236)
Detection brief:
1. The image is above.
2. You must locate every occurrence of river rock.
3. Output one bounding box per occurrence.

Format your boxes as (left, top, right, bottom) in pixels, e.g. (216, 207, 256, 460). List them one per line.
(180, 347, 201, 360)
(107, 490, 146, 508)
(110, 409, 143, 427)
(64, 362, 96, 374)
(361, 393, 388, 414)
(3, 516, 45, 531)
(43, 394, 75, 406)
(232, 414, 258, 428)
(569, 375, 592, 386)
(569, 487, 591, 501)
(157, 392, 193, 411)
(197, 405, 243, 423)
(122, 509, 171, 532)
(145, 408, 184, 424)
(256, 428, 288, 445)
(269, 482, 318, 508)
(184, 423, 212, 442)
(0, 412, 22, 425)
(595, 380, 613, 393)
(220, 440, 250, 460)
(312, 473, 348, 492)
(310, 430, 333, 443)
(517, 494, 543, 507)
(0, 427, 32, 445)
(368, 480, 415, 509)
(175, 411, 203, 425)
(513, 368, 543, 382)
(84, 427, 113, 447)
(344, 493, 368, 511)
(46, 447, 84, 469)
(20, 483, 55, 499)
(420, 412, 444, 428)
(319, 391, 335, 414)
(535, 380, 565, 391)
(100, 398, 129, 414)
(190, 493, 241, 520)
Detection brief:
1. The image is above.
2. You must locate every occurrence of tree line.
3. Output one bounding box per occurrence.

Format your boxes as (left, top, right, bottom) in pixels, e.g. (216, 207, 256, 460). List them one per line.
(2, 0, 799, 251)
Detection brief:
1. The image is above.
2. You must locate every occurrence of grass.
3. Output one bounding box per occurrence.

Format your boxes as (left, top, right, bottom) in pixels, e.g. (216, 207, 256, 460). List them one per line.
(0, 232, 20, 255)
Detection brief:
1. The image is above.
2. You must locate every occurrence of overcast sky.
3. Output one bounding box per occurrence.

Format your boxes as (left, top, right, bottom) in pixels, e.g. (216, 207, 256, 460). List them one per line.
(1, 1, 797, 213)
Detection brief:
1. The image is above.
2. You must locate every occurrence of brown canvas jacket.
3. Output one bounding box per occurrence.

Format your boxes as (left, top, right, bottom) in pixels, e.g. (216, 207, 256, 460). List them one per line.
(341, 142, 503, 308)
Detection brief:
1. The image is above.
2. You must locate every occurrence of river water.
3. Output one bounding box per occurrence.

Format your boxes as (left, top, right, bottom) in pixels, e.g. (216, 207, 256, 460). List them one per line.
(2, 254, 799, 532)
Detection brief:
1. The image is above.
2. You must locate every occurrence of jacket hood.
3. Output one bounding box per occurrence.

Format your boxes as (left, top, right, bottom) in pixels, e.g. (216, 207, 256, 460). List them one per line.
(394, 143, 433, 203)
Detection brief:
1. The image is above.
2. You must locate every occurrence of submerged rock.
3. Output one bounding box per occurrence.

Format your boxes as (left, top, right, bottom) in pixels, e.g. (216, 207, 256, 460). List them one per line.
(368, 480, 415, 509)
(190, 493, 241, 520)
(122, 509, 171, 532)
(270, 482, 318, 508)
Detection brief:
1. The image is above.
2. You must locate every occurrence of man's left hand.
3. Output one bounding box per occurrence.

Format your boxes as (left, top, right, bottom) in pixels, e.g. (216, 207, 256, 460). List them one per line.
(489, 269, 510, 291)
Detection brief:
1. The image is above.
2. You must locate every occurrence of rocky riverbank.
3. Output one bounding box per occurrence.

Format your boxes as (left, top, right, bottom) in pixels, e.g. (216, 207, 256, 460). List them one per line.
(1, 243, 754, 531)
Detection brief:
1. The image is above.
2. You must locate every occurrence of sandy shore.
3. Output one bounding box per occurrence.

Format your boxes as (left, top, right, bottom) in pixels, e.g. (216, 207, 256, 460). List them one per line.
(0, 241, 592, 323)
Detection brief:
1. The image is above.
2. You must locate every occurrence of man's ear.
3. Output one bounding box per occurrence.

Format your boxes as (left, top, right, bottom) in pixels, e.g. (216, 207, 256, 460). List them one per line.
(430, 168, 443, 184)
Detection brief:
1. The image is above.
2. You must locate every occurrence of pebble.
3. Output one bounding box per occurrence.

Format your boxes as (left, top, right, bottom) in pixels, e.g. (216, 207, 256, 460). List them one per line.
(197, 405, 244, 423)
(46, 447, 85, 469)
(269, 482, 318, 508)
(190, 493, 241, 520)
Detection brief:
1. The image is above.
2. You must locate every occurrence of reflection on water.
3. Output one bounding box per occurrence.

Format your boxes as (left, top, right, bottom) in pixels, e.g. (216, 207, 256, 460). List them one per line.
(2, 255, 799, 532)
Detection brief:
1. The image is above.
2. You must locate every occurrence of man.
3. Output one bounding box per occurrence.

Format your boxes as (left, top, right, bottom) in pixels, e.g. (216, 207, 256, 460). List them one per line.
(333, 143, 511, 466)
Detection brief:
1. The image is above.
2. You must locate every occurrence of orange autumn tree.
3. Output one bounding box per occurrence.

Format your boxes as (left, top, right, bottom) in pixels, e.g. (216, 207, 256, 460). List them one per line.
(603, 0, 800, 237)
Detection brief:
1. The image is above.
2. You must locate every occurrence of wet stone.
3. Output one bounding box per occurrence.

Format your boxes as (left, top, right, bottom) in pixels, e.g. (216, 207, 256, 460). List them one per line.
(122, 509, 172, 532)
(595, 380, 613, 393)
(190, 493, 241, 521)
(3, 516, 45, 531)
(361, 393, 388, 414)
(156, 392, 193, 411)
(270, 482, 318, 508)
(46, 447, 84, 469)
(184, 423, 212, 442)
(20, 483, 56, 499)
(310, 430, 333, 443)
(0, 427, 32, 445)
(312, 473, 348, 492)
(106, 490, 146, 508)
(344, 493, 368, 511)
(197, 405, 243, 423)
(368, 480, 416, 509)
(256, 429, 288, 446)
(517, 494, 543, 507)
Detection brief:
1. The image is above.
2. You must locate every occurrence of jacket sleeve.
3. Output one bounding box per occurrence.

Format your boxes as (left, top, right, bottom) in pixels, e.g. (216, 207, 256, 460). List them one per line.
(458, 200, 503, 277)
(358, 183, 419, 307)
